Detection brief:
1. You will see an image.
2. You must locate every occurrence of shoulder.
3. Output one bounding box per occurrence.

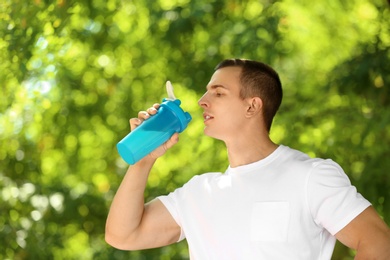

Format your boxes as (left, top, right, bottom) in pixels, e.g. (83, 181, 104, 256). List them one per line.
(183, 172, 224, 188)
(281, 145, 346, 168)
(308, 158, 350, 185)
(164, 172, 224, 197)
(303, 157, 371, 234)
(277, 146, 352, 190)
(278, 145, 330, 174)
(159, 171, 224, 209)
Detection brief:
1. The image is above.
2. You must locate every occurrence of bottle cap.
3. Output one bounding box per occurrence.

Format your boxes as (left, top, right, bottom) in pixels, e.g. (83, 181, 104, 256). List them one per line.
(161, 99, 192, 132)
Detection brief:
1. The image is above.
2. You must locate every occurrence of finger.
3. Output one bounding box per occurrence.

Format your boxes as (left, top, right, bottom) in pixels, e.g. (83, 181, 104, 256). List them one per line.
(129, 118, 142, 131)
(146, 106, 158, 116)
(138, 111, 150, 120)
(147, 133, 179, 160)
(165, 133, 179, 150)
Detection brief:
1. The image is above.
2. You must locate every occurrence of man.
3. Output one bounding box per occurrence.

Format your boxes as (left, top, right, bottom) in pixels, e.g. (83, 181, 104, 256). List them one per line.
(105, 59, 390, 259)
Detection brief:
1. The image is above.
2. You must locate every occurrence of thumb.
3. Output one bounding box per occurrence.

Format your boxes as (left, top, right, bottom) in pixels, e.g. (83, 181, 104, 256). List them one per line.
(147, 133, 180, 160)
(165, 133, 179, 150)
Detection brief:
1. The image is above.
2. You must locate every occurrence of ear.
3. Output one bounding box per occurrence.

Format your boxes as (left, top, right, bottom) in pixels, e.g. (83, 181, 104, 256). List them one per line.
(245, 97, 263, 118)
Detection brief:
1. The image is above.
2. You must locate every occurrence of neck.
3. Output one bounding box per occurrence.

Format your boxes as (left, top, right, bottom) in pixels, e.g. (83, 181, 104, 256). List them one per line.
(225, 134, 278, 168)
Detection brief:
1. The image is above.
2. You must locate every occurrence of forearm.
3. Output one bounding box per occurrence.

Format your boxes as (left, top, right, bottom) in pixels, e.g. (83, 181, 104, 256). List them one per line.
(105, 157, 156, 246)
(354, 228, 390, 260)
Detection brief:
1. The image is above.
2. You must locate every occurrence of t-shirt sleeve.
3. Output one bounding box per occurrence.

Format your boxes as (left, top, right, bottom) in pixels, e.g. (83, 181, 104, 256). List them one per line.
(158, 191, 186, 242)
(307, 159, 371, 235)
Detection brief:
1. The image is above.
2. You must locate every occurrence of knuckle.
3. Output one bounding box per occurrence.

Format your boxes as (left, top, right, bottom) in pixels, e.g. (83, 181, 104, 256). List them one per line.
(138, 111, 149, 118)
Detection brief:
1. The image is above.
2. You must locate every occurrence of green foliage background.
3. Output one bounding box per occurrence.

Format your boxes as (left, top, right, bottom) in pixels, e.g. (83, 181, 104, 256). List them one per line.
(1, 0, 389, 259)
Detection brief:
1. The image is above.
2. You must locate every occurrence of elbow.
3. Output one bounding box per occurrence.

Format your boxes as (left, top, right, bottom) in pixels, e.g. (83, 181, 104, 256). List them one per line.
(105, 230, 126, 250)
(105, 232, 132, 251)
(104, 235, 116, 250)
(105, 226, 140, 251)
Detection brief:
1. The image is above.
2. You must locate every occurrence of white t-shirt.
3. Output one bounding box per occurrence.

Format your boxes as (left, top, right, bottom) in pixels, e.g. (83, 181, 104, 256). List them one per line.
(158, 145, 371, 259)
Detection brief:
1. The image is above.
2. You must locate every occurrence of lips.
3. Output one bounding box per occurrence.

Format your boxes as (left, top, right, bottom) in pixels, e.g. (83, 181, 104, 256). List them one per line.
(203, 113, 214, 122)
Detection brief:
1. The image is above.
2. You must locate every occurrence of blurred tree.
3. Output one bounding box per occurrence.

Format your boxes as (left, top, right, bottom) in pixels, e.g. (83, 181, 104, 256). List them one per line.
(0, 0, 389, 259)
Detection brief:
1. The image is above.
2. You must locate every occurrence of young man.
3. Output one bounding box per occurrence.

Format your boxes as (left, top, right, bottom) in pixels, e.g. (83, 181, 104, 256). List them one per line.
(105, 59, 390, 259)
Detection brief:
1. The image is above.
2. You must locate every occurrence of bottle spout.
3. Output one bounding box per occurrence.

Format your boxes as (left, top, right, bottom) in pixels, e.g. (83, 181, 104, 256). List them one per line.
(166, 81, 177, 100)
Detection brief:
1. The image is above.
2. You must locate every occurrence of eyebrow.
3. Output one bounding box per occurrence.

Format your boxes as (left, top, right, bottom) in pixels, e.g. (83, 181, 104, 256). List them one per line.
(207, 84, 229, 91)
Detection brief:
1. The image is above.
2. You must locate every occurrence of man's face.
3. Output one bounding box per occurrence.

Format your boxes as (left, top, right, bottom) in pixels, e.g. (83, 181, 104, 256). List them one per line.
(198, 66, 249, 141)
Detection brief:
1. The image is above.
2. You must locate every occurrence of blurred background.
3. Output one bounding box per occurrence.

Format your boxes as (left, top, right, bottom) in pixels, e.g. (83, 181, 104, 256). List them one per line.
(1, 0, 389, 259)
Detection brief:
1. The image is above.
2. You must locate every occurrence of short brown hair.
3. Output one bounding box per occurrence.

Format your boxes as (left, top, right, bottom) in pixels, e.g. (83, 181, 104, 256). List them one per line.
(215, 59, 283, 132)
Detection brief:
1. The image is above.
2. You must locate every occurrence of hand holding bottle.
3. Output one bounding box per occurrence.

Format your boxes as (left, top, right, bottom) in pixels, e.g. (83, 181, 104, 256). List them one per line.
(117, 81, 192, 164)
(129, 103, 180, 162)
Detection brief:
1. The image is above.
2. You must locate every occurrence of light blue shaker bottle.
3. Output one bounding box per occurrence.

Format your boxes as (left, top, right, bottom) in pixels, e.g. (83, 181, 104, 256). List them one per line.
(117, 81, 192, 164)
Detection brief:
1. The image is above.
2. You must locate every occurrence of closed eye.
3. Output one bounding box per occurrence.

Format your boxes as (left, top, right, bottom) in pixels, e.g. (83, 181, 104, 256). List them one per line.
(205, 84, 228, 97)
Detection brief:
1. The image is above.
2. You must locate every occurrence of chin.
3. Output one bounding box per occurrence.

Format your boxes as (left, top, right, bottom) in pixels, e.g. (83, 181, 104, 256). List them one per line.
(203, 128, 224, 141)
(203, 127, 214, 138)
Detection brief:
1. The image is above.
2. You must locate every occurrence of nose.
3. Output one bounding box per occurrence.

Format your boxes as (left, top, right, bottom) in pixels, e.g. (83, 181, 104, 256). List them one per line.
(198, 93, 209, 108)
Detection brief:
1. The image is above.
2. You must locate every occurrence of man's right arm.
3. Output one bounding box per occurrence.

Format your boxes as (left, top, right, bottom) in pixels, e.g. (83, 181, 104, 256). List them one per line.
(105, 105, 181, 250)
(105, 157, 181, 250)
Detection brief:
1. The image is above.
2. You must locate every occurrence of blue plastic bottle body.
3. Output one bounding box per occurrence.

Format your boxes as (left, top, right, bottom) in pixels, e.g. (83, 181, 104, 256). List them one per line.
(116, 99, 191, 164)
